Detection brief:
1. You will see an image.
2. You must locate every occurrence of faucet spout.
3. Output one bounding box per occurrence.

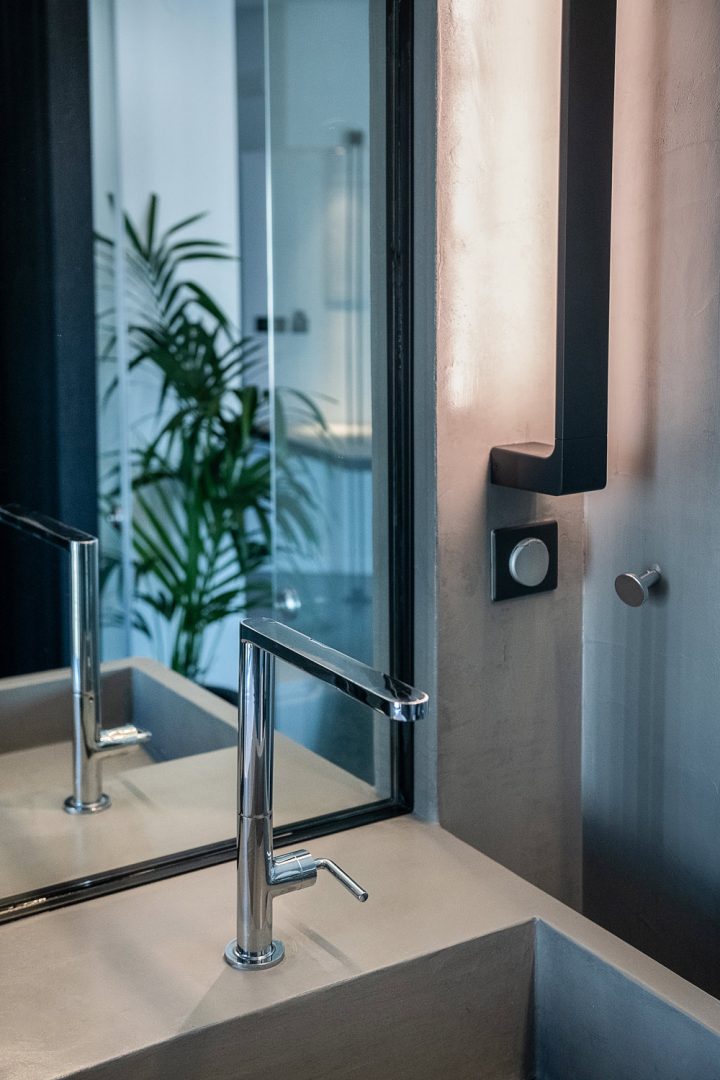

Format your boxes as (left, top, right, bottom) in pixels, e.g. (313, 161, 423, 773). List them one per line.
(0, 504, 150, 813)
(224, 617, 428, 971)
(240, 617, 428, 723)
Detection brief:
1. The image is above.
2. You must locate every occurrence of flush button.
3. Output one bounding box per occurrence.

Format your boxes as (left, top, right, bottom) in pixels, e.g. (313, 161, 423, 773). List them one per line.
(491, 521, 558, 601)
(509, 537, 550, 587)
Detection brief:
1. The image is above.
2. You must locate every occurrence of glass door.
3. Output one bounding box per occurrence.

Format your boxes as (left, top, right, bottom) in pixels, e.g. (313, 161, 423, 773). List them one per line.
(264, 0, 385, 797)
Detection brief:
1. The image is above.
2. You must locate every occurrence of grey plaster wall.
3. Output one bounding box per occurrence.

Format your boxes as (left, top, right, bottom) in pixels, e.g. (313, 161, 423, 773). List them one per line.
(433, 0, 583, 908)
(412, 0, 439, 823)
(431, 0, 720, 984)
(583, 0, 720, 996)
(534, 922, 720, 1080)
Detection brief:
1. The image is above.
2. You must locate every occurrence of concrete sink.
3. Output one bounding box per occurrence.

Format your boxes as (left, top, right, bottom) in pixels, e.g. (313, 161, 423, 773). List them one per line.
(83, 919, 720, 1079)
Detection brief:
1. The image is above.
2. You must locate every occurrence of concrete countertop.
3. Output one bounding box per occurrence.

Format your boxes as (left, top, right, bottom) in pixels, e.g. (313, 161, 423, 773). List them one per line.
(0, 659, 375, 896)
(1, 817, 719, 1078)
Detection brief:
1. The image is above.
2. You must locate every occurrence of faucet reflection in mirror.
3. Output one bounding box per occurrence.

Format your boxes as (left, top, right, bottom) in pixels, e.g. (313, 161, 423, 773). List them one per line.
(0, 504, 151, 813)
(225, 617, 428, 970)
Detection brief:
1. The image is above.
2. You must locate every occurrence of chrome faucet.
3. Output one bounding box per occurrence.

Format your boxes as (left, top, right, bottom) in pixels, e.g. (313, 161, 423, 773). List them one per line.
(0, 504, 150, 813)
(224, 617, 428, 971)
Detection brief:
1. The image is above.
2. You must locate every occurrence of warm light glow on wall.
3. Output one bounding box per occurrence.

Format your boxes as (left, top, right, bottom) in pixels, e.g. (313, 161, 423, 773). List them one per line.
(437, 0, 562, 439)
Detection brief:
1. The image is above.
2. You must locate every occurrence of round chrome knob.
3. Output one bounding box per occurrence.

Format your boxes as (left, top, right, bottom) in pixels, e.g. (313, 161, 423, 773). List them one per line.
(614, 565, 661, 607)
(508, 537, 550, 588)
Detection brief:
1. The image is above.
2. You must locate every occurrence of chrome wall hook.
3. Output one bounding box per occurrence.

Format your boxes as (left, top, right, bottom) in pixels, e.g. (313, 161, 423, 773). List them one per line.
(614, 565, 661, 608)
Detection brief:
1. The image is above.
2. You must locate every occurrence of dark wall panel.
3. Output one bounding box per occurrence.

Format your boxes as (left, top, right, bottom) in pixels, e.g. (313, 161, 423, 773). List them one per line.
(0, 0, 97, 676)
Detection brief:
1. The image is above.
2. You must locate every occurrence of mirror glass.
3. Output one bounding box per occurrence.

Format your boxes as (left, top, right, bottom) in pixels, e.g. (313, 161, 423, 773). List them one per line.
(0, 0, 393, 909)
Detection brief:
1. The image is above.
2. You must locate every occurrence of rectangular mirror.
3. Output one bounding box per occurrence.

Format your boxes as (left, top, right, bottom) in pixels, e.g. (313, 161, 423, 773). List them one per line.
(0, 0, 414, 921)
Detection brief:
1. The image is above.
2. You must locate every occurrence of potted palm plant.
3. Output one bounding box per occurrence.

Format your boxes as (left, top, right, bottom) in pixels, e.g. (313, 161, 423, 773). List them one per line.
(97, 195, 324, 681)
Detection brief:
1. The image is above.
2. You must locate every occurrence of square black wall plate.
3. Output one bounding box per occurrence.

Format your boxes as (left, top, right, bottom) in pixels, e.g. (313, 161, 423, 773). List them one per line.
(491, 520, 558, 601)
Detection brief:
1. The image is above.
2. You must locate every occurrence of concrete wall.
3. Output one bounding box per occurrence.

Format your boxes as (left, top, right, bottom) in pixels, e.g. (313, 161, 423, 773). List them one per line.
(583, 0, 720, 997)
(433, 0, 720, 986)
(434, 0, 583, 908)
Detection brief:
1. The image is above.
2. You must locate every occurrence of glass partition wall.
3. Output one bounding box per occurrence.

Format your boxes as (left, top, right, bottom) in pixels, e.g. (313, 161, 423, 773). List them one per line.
(265, 0, 382, 791)
(0, 0, 414, 921)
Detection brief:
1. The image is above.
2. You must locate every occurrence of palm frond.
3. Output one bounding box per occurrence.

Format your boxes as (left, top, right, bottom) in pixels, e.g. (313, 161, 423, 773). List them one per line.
(96, 194, 325, 679)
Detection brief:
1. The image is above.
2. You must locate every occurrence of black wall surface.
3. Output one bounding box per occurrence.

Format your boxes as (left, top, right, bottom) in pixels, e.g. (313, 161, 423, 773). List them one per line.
(0, 0, 97, 675)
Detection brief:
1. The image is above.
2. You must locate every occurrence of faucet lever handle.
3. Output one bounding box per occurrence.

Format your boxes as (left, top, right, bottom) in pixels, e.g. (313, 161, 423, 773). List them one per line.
(97, 723, 152, 754)
(314, 858, 368, 902)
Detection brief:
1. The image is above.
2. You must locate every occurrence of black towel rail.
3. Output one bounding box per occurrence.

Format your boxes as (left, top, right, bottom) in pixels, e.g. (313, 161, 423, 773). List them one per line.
(490, 0, 617, 495)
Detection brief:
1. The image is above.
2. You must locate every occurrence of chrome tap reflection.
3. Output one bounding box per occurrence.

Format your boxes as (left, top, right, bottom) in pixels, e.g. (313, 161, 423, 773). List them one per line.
(0, 504, 150, 813)
(224, 617, 427, 970)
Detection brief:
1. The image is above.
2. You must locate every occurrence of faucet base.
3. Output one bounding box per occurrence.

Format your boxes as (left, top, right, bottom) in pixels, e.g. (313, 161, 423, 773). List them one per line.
(63, 793, 111, 815)
(224, 939, 285, 970)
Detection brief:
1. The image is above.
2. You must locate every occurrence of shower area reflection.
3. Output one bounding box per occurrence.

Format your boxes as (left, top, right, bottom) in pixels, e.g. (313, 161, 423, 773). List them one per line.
(89, 0, 383, 793)
(269, 133, 375, 781)
(265, 0, 377, 786)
